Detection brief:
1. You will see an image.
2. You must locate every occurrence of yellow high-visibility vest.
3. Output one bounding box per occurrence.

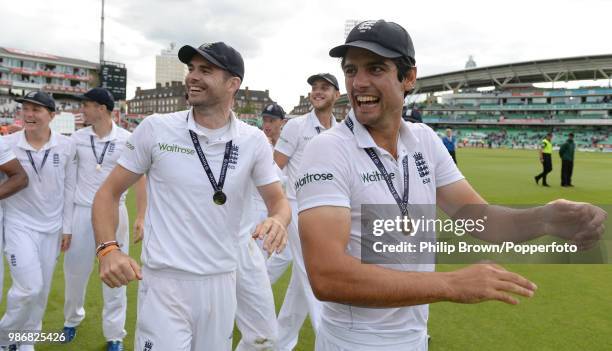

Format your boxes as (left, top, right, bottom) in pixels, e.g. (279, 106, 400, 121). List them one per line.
(542, 139, 552, 154)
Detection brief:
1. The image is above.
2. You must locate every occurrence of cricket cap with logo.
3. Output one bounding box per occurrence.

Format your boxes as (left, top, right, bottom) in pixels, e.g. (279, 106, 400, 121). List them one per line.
(178, 42, 245, 81)
(77, 87, 115, 112)
(14, 91, 56, 112)
(329, 19, 416, 65)
(307, 73, 339, 91)
(261, 103, 285, 120)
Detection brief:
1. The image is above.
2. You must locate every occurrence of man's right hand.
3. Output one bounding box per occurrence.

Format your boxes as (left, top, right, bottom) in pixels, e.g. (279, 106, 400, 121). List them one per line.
(98, 249, 142, 288)
(444, 263, 537, 305)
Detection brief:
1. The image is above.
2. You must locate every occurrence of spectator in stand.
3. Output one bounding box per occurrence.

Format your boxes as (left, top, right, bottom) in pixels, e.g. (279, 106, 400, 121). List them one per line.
(559, 133, 575, 187)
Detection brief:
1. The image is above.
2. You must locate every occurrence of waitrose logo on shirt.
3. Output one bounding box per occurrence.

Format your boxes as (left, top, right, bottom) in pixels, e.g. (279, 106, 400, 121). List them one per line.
(361, 170, 395, 184)
(294, 172, 334, 190)
(158, 143, 195, 155)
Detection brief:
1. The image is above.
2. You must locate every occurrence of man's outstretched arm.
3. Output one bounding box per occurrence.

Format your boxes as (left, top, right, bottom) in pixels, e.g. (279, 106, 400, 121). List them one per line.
(436, 179, 607, 249)
(299, 205, 537, 308)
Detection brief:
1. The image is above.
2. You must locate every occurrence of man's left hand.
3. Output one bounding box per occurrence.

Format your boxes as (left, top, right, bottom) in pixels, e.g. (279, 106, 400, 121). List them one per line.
(253, 217, 288, 255)
(133, 216, 145, 243)
(542, 199, 607, 250)
(61, 234, 72, 252)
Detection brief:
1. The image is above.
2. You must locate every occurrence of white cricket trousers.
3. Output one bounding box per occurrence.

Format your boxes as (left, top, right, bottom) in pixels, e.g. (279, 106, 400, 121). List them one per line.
(0, 224, 60, 346)
(135, 268, 237, 351)
(315, 321, 428, 351)
(276, 199, 322, 351)
(63, 204, 129, 341)
(235, 239, 278, 351)
(266, 247, 292, 284)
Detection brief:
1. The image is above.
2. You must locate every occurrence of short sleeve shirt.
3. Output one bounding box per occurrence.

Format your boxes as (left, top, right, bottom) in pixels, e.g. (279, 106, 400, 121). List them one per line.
(296, 111, 464, 338)
(72, 122, 132, 206)
(118, 109, 279, 276)
(275, 110, 337, 200)
(3, 130, 76, 234)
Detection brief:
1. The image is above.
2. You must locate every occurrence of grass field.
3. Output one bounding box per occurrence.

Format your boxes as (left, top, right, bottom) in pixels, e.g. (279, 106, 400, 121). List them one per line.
(2, 148, 611, 350)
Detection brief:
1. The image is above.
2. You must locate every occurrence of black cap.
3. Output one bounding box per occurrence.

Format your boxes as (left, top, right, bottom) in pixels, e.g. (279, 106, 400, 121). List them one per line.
(307, 73, 339, 90)
(178, 42, 245, 81)
(14, 91, 56, 112)
(261, 103, 285, 119)
(78, 87, 115, 111)
(329, 20, 415, 64)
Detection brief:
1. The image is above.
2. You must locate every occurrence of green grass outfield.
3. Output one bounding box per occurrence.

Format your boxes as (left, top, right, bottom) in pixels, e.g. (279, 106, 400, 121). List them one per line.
(2, 148, 611, 350)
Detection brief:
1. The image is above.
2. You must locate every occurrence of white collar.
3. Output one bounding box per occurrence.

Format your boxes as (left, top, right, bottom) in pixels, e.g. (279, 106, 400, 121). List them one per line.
(88, 120, 118, 142)
(187, 108, 239, 142)
(345, 109, 420, 153)
(17, 129, 59, 151)
(308, 109, 337, 132)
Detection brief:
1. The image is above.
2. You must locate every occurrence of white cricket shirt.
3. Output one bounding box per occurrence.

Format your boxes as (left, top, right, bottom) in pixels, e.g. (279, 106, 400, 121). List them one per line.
(275, 110, 337, 200)
(296, 110, 464, 342)
(118, 109, 279, 277)
(72, 121, 132, 207)
(3, 130, 76, 234)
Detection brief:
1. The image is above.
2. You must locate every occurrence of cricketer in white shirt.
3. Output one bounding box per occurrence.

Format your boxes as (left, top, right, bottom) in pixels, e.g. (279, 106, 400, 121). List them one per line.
(297, 111, 462, 349)
(94, 108, 290, 351)
(0, 137, 28, 309)
(63, 121, 142, 343)
(0, 129, 76, 346)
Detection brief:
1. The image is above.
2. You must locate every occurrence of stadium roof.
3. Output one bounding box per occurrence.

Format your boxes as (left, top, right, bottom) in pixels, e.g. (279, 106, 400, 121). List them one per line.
(0, 47, 99, 69)
(415, 54, 612, 94)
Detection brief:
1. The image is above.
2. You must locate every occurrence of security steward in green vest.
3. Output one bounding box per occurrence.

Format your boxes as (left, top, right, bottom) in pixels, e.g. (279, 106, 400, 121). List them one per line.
(559, 133, 575, 187)
(535, 132, 553, 187)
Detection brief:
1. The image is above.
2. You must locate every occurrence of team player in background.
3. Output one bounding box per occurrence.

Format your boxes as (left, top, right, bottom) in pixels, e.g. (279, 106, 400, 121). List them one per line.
(261, 103, 286, 146)
(62, 88, 147, 351)
(255, 103, 292, 282)
(0, 126, 29, 307)
(92, 41, 290, 351)
(273, 73, 340, 351)
(234, 103, 288, 350)
(296, 19, 607, 350)
(0, 91, 76, 351)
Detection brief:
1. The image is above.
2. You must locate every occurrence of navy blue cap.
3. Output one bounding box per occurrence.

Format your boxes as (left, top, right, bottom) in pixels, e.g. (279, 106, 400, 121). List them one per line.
(261, 103, 285, 119)
(178, 42, 245, 81)
(330, 20, 415, 65)
(307, 73, 339, 90)
(14, 91, 56, 112)
(78, 87, 115, 112)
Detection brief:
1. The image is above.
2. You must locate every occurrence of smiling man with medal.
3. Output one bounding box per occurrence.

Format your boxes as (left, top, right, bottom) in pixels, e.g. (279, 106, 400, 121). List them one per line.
(92, 42, 290, 351)
(62, 87, 147, 351)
